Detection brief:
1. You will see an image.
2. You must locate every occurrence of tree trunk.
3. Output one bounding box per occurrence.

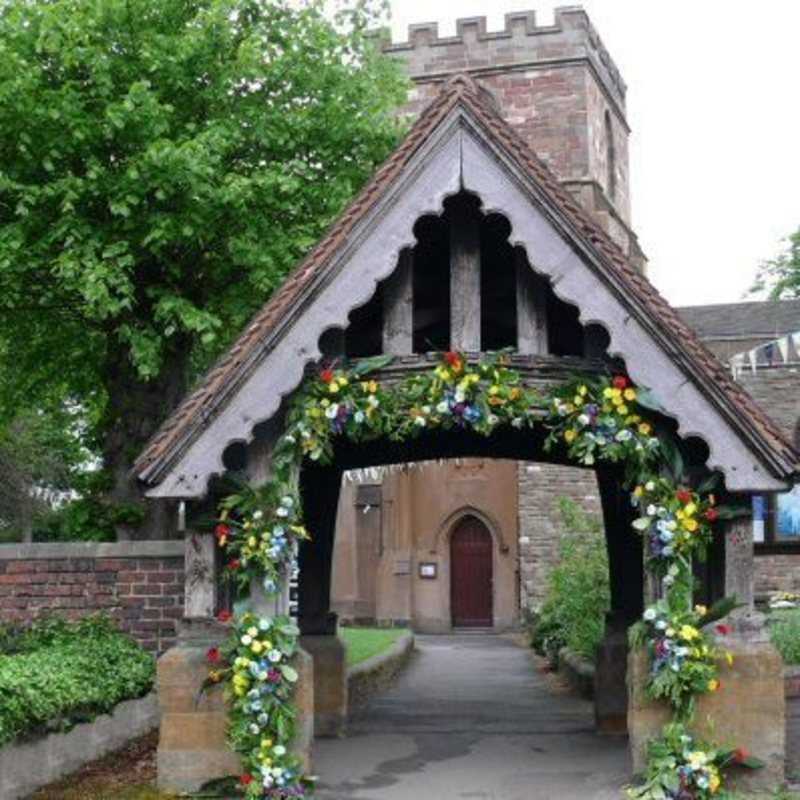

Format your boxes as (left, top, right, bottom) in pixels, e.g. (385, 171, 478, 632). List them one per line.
(102, 339, 190, 541)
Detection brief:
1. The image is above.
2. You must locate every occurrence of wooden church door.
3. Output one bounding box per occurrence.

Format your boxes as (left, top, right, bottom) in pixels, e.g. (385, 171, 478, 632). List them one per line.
(450, 516, 493, 628)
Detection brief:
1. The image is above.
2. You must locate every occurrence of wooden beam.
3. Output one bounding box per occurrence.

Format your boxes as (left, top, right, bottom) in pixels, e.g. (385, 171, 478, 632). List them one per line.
(515, 250, 549, 355)
(450, 203, 481, 352)
(382, 249, 414, 355)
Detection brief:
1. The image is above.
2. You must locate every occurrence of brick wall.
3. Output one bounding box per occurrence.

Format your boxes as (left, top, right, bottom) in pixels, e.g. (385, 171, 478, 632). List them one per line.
(517, 462, 602, 607)
(0, 541, 185, 655)
(755, 553, 800, 596)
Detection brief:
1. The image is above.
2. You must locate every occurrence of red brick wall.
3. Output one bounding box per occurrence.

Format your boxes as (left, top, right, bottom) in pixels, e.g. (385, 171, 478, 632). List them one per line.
(755, 552, 800, 597)
(0, 542, 185, 655)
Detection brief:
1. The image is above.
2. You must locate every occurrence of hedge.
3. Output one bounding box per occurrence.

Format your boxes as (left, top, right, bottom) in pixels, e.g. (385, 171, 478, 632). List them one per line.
(0, 616, 155, 746)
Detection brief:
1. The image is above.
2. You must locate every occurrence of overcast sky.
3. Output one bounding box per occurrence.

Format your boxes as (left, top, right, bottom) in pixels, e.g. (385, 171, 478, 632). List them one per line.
(386, 0, 800, 308)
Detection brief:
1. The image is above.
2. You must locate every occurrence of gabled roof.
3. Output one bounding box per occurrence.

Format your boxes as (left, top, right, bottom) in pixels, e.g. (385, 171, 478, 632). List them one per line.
(134, 75, 798, 496)
(677, 299, 800, 341)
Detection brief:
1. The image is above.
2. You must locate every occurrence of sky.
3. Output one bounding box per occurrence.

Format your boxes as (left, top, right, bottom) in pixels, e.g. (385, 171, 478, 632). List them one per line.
(386, 0, 800, 308)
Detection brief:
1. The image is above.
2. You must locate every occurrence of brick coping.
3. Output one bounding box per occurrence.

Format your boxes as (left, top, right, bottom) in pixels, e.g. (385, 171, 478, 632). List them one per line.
(0, 540, 184, 560)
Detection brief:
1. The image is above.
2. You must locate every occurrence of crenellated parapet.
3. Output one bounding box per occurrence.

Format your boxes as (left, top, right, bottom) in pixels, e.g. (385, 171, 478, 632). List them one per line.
(373, 7, 626, 115)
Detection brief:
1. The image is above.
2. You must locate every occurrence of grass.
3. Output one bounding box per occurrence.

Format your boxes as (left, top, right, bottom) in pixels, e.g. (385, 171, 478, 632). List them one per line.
(339, 626, 407, 666)
(769, 608, 800, 664)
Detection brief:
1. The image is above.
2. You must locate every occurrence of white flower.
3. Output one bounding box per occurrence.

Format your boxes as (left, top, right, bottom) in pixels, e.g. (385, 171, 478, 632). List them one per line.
(281, 496, 294, 508)
(578, 414, 590, 426)
(368, 395, 379, 408)
(655, 620, 668, 630)
(436, 401, 449, 414)
(663, 575, 675, 587)
(414, 416, 426, 427)
(646, 504, 657, 516)
(249, 723, 261, 734)
(241, 635, 252, 646)
(325, 403, 339, 419)
(268, 649, 282, 663)
(276, 507, 289, 518)
(354, 410, 365, 423)
(283, 434, 296, 445)
(643, 608, 657, 621)
(615, 429, 633, 442)
(258, 618, 271, 631)
(487, 414, 498, 426)
(645, 480, 656, 491)
(273, 745, 286, 756)
(455, 390, 466, 403)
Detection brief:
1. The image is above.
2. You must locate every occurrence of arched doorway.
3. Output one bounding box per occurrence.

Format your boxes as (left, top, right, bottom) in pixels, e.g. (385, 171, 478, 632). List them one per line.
(450, 515, 494, 628)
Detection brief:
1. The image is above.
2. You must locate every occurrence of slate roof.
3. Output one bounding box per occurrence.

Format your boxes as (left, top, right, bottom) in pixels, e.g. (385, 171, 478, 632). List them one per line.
(677, 300, 800, 341)
(134, 75, 798, 488)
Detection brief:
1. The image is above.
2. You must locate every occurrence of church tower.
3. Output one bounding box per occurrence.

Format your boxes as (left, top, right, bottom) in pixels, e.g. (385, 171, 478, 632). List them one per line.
(379, 7, 645, 269)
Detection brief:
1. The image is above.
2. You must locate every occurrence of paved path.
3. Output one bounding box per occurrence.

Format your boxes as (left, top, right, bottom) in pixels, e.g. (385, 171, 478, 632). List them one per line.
(313, 634, 630, 800)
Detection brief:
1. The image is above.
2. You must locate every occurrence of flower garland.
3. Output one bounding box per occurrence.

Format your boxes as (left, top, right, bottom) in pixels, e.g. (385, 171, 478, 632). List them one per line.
(206, 352, 757, 799)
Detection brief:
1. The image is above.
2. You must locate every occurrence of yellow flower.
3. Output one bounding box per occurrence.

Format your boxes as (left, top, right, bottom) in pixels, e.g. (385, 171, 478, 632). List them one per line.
(509, 387, 521, 400)
(666, 627, 675, 638)
(709, 771, 721, 793)
(320, 398, 330, 408)
(726, 651, 734, 666)
(368, 380, 378, 394)
(623, 388, 637, 401)
(638, 422, 652, 436)
(617, 404, 628, 415)
(573, 395, 583, 406)
(603, 387, 614, 399)
(633, 485, 644, 497)
(684, 502, 697, 517)
(564, 429, 578, 444)
(339, 377, 348, 387)
(578, 385, 588, 396)
(251, 641, 263, 654)
(679, 624, 699, 641)
(694, 604, 708, 616)
(708, 679, 719, 692)
(489, 385, 500, 396)
(248, 536, 257, 548)
(329, 382, 339, 394)
(612, 394, 623, 406)
(683, 518, 699, 532)
(247, 626, 258, 637)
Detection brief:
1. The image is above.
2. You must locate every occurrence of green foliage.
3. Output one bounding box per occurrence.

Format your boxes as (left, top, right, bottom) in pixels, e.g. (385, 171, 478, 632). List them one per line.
(750, 227, 800, 299)
(0, 615, 155, 745)
(768, 609, 800, 664)
(0, 0, 408, 516)
(529, 498, 609, 663)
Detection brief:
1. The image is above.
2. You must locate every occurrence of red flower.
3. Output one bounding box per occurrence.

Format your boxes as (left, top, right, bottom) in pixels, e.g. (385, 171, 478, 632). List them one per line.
(320, 368, 334, 383)
(217, 610, 232, 623)
(705, 508, 719, 522)
(733, 747, 749, 764)
(715, 624, 731, 636)
(675, 489, 692, 504)
(444, 351, 461, 367)
(214, 523, 231, 539)
(612, 375, 629, 389)
(240, 774, 254, 786)
(229, 559, 241, 571)
(206, 647, 221, 664)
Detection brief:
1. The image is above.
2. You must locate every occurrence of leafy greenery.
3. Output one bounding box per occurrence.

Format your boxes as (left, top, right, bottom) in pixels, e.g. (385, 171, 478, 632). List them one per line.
(529, 497, 609, 663)
(0, 615, 155, 745)
(0, 0, 407, 537)
(768, 609, 800, 664)
(339, 626, 407, 667)
(750, 227, 800, 298)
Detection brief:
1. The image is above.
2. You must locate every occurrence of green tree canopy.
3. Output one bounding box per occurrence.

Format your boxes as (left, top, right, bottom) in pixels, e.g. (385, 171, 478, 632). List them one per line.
(751, 227, 800, 299)
(0, 0, 407, 536)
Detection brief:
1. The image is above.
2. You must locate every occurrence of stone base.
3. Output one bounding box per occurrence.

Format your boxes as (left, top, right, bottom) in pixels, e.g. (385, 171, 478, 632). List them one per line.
(594, 617, 630, 734)
(301, 634, 348, 737)
(628, 631, 785, 792)
(157, 620, 314, 792)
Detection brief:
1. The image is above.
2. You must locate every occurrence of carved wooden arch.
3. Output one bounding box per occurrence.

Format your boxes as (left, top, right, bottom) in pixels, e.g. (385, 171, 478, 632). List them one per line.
(146, 104, 788, 499)
(429, 505, 509, 556)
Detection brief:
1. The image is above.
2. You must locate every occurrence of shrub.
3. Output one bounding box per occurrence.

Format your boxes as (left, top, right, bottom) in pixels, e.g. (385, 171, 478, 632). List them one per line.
(769, 608, 800, 664)
(529, 498, 610, 663)
(0, 616, 155, 745)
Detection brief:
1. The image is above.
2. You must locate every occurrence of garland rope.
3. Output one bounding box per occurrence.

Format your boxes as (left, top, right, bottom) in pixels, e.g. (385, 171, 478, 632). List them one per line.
(203, 351, 760, 799)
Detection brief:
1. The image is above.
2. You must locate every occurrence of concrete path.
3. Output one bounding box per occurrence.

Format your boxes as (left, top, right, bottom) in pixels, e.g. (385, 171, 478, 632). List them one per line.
(313, 634, 630, 800)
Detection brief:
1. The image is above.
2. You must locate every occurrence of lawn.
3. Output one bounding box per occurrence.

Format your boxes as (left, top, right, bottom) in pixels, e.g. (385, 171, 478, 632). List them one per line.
(339, 626, 408, 667)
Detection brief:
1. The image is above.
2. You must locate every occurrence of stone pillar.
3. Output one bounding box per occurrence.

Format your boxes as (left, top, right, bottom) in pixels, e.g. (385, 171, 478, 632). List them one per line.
(300, 634, 348, 738)
(158, 532, 236, 793)
(594, 468, 643, 734)
(628, 625, 785, 791)
(724, 508, 755, 611)
(449, 198, 481, 352)
(157, 618, 241, 792)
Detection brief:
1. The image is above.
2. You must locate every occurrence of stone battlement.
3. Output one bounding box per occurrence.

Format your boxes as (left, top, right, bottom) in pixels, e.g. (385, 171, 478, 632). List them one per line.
(374, 7, 626, 113)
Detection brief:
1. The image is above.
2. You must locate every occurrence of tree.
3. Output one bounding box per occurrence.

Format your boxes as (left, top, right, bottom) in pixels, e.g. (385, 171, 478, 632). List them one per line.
(0, 0, 407, 537)
(750, 227, 800, 299)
